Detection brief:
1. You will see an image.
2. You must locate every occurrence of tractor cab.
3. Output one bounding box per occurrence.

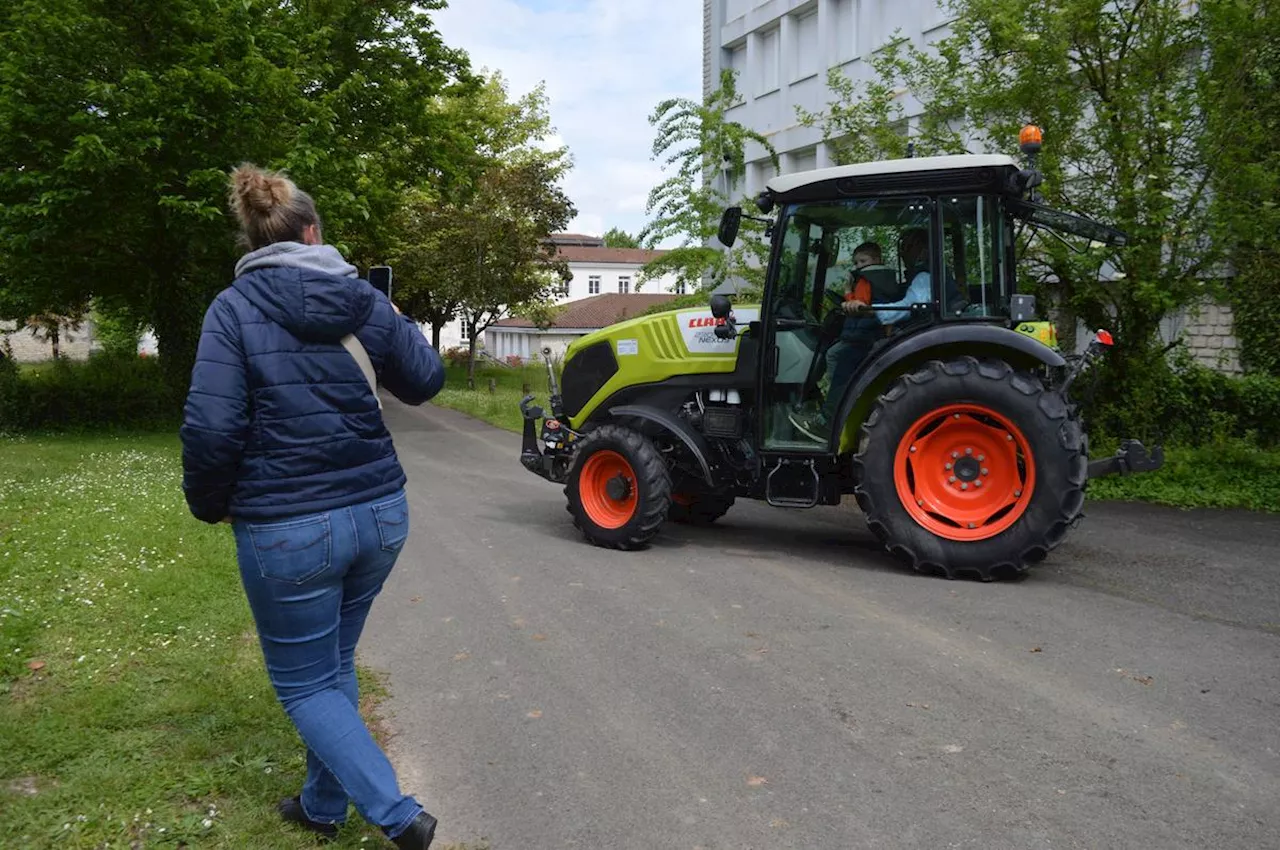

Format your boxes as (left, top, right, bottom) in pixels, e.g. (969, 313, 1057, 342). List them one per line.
(714, 152, 1128, 456)
(516, 131, 1162, 580)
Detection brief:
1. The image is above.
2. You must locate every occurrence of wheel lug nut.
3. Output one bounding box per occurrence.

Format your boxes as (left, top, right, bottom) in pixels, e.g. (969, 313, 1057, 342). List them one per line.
(965, 448, 973, 455)
(909, 445, 916, 453)
(1006, 434, 1014, 441)
(945, 462, 953, 470)
(974, 480, 982, 487)
(968, 523, 976, 529)
(961, 483, 969, 490)
(954, 413, 961, 419)
(951, 451, 959, 459)
(1014, 489, 1023, 497)
(981, 468, 989, 476)
(917, 499, 924, 507)
(977, 454, 985, 462)
(949, 476, 957, 483)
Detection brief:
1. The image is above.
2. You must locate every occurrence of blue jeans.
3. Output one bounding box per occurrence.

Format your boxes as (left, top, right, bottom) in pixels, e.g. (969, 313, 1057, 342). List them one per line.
(233, 489, 422, 838)
(822, 339, 873, 421)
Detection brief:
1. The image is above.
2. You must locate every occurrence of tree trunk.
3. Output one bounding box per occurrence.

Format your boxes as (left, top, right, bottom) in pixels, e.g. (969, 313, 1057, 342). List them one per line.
(431, 321, 443, 350)
(151, 280, 209, 409)
(50, 326, 60, 360)
(466, 326, 478, 390)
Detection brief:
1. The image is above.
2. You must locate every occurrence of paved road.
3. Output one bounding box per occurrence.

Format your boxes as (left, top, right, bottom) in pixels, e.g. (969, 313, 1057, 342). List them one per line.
(362, 400, 1280, 850)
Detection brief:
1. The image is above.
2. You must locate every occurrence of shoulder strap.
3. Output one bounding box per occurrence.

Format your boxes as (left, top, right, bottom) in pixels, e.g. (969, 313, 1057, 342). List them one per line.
(340, 333, 382, 410)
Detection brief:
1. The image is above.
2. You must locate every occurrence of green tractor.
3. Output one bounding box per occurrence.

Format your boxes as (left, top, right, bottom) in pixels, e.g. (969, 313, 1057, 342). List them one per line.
(518, 136, 1162, 580)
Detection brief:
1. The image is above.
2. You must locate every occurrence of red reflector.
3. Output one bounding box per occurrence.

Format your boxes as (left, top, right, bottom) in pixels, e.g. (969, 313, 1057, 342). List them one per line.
(1096, 330, 1114, 346)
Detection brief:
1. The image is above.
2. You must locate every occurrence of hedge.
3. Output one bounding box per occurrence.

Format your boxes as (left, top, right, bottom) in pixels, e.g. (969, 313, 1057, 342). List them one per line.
(0, 354, 177, 432)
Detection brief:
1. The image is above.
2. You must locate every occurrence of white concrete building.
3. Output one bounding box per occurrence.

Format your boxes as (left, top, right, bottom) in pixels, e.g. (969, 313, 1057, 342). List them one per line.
(432, 233, 683, 353)
(704, 0, 953, 199)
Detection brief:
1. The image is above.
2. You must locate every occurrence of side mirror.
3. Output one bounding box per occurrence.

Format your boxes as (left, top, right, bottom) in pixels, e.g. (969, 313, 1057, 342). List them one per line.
(717, 206, 742, 248)
(709, 294, 733, 319)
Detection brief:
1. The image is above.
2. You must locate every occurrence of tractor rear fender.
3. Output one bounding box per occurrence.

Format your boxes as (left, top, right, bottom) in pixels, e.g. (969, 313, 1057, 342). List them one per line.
(608, 404, 716, 487)
(829, 324, 1068, 455)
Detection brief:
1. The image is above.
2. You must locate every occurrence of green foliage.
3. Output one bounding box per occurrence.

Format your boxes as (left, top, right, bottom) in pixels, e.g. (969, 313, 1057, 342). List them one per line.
(89, 299, 146, 358)
(0, 0, 473, 400)
(1085, 355, 1280, 449)
(637, 288, 763, 317)
(1203, 0, 1280, 375)
(1087, 439, 1280, 512)
(0, 355, 175, 432)
(387, 72, 575, 382)
(602, 227, 640, 249)
(639, 69, 779, 293)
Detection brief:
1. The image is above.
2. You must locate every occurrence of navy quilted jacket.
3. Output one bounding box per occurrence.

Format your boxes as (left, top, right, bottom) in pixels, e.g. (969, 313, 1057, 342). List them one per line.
(180, 243, 445, 524)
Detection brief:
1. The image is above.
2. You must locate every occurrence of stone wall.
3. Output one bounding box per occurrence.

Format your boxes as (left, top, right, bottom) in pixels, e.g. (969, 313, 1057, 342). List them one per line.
(1, 319, 98, 362)
(1163, 299, 1242, 375)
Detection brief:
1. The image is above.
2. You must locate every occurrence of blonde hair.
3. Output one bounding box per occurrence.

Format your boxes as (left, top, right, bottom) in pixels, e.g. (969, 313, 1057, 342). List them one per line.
(228, 163, 321, 250)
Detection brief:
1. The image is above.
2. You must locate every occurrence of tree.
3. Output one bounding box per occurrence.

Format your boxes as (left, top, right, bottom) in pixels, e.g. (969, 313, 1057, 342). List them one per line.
(452, 159, 575, 386)
(389, 186, 468, 349)
(1203, 0, 1280, 376)
(798, 0, 1214, 439)
(388, 72, 575, 381)
(602, 227, 640, 249)
(25, 309, 87, 360)
(639, 70, 779, 294)
(390, 72, 558, 348)
(0, 0, 472, 400)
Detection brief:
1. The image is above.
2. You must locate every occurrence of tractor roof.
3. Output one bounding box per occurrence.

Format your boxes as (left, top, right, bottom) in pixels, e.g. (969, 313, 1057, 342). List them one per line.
(765, 154, 1021, 202)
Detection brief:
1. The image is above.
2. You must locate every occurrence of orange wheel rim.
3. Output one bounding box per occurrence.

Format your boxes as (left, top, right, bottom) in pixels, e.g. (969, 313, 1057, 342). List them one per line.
(580, 450, 638, 529)
(893, 403, 1036, 542)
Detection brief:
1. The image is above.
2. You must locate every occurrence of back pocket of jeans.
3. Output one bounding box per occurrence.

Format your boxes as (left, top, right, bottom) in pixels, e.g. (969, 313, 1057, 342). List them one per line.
(248, 514, 332, 584)
(372, 494, 410, 552)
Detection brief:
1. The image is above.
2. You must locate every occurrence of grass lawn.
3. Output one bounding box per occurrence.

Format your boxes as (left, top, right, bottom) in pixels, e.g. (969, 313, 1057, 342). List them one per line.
(432, 363, 552, 435)
(0, 434, 479, 849)
(432, 366, 1280, 513)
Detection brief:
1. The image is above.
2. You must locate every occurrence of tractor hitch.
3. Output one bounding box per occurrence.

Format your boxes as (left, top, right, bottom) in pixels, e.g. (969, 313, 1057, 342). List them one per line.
(1087, 440, 1165, 479)
(519, 393, 575, 484)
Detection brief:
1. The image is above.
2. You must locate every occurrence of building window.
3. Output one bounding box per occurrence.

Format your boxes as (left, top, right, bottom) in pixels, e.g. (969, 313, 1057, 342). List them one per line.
(589, 275, 601, 295)
(618, 276, 631, 294)
(674, 280, 686, 295)
(757, 27, 780, 94)
(792, 11, 819, 81)
(460, 316, 473, 341)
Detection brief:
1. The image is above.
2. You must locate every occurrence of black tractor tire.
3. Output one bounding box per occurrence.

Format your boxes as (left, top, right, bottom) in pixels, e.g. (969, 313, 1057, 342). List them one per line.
(853, 356, 1087, 581)
(667, 490, 736, 525)
(565, 424, 672, 550)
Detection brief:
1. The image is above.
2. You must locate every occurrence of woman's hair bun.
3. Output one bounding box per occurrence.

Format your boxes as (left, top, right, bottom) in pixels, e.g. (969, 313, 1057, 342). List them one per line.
(230, 163, 293, 217)
(227, 161, 320, 251)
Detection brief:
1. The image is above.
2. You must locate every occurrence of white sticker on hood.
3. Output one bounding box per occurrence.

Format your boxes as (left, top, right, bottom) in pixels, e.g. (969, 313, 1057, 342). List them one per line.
(617, 338, 638, 356)
(677, 308, 759, 354)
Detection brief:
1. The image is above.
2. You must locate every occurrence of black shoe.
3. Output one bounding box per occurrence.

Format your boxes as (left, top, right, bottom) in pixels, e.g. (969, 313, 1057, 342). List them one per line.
(278, 796, 340, 840)
(390, 811, 438, 850)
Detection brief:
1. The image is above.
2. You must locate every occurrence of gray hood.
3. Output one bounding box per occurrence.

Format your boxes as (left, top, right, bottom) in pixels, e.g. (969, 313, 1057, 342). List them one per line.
(231, 242, 374, 343)
(234, 241, 359, 279)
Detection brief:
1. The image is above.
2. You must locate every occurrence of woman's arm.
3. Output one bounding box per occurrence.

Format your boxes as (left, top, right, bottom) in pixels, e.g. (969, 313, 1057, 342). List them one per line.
(180, 295, 251, 524)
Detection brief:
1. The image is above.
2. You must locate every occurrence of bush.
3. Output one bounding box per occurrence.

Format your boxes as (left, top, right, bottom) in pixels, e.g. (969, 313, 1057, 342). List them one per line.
(442, 346, 472, 367)
(1083, 357, 1280, 449)
(0, 354, 177, 432)
(504, 354, 524, 368)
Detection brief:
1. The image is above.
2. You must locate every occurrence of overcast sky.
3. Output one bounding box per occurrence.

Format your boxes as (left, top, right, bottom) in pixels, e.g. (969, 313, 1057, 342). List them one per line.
(432, 0, 703, 241)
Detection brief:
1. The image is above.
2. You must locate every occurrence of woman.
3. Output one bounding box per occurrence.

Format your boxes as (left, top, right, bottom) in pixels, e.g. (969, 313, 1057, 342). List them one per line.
(180, 164, 445, 848)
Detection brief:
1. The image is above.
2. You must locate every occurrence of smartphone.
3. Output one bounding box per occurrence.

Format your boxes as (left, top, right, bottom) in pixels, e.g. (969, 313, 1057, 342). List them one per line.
(368, 265, 393, 301)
